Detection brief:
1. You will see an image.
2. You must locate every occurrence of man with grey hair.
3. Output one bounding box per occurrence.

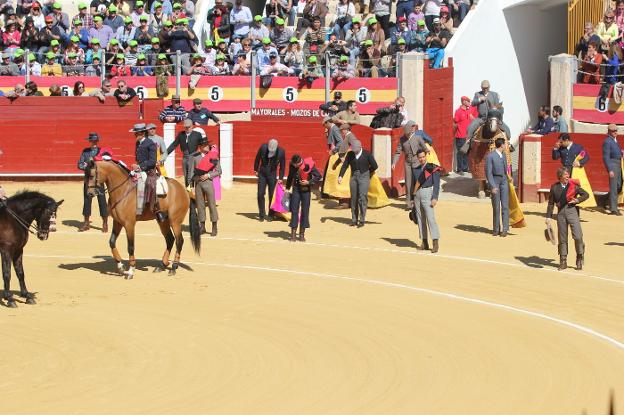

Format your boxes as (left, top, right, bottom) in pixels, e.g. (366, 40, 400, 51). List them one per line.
(391, 120, 430, 209)
(166, 118, 203, 186)
(324, 116, 344, 155)
(466, 80, 511, 141)
(338, 139, 378, 227)
(254, 138, 286, 221)
(147, 123, 168, 173)
(88, 80, 113, 102)
(546, 167, 589, 270)
(603, 123, 623, 215)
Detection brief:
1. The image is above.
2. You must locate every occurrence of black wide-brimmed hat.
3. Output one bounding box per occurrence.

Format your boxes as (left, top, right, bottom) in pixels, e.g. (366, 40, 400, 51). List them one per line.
(86, 132, 100, 141)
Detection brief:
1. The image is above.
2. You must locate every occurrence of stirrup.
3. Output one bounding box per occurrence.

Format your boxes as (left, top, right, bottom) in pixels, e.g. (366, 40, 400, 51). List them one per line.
(155, 211, 168, 223)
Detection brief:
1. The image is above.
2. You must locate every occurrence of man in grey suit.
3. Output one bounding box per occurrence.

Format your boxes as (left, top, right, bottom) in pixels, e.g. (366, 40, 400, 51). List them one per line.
(466, 80, 511, 141)
(391, 120, 430, 209)
(602, 123, 623, 215)
(485, 138, 510, 237)
(147, 123, 168, 169)
(188, 137, 221, 236)
(546, 167, 589, 271)
(338, 140, 378, 227)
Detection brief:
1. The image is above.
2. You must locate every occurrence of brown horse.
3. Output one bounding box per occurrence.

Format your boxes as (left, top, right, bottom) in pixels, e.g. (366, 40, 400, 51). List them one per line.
(86, 160, 200, 278)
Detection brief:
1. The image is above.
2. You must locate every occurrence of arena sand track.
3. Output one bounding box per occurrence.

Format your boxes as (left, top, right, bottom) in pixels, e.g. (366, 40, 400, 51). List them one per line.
(1, 181, 624, 414)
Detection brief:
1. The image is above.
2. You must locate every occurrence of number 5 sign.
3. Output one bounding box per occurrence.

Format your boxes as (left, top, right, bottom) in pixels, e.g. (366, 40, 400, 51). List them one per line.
(208, 86, 223, 102)
(356, 87, 370, 104)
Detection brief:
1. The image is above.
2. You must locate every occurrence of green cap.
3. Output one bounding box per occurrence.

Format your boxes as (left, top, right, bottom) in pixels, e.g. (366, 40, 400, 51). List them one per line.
(139, 15, 148, 21)
(135, 0, 144, 6)
(417, 19, 425, 26)
(78, 2, 87, 9)
(173, 2, 182, 8)
(164, 20, 173, 26)
(364, 39, 374, 46)
(275, 17, 284, 25)
(92, 53, 101, 60)
(109, 38, 119, 45)
(45, 51, 56, 59)
(52, 2, 61, 8)
(90, 37, 100, 44)
(254, 15, 262, 21)
(339, 55, 348, 62)
(175, 18, 184, 24)
(70, 35, 80, 42)
(192, 53, 201, 59)
(262, 37, 271, 45)
(289, 36, 298, 43)
(67, 52, 77, 58)
(137, 53, 146, 60)
(153, 1, 162, 7)
(308, 55, 317, 63)
(50, 39, 60, 46)
(116, 53, 125, 59)
(109, 4, 117, 11)
(181, 18, 189, 24)
(204, 39, 213, 47)
(217, 38, 225, 44)
(352, 17, 361, 24)
(216, 53, 225, 61)
(28, 53, 36, 61)
(14, 49, 24, 57)
(158, 53, 167, 60)
(129, 40, 138, 47)
(124, 16, 132, 23)
(93, 15, 102, 21)
(397, 38, 406, 45)
(151, 37, 160, 43)
(368, 17, 377, 25)
(73, 18, 82, 25)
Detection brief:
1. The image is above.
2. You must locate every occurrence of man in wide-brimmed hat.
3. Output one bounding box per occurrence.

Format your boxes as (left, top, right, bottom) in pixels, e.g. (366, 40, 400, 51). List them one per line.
(131, 123, 165, 220)
(158, 94, 187, 123)
(188, 136, 221, 236)
(77, 132, 108, 233)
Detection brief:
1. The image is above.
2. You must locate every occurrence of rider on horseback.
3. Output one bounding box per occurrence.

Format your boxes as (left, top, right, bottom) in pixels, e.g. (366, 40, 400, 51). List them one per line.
(465, 80, 511, 142)
(130, 123, 166, 222)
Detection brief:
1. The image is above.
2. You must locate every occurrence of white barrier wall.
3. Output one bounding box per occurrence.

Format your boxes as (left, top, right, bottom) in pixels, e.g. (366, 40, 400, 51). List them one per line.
(219, 123, 234, 189)
(163, 123, 176, 178)
(445, 0, 567, 144)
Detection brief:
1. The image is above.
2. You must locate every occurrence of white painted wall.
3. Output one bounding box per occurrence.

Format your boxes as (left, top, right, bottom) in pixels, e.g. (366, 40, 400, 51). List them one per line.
(445, 0, 566, 144)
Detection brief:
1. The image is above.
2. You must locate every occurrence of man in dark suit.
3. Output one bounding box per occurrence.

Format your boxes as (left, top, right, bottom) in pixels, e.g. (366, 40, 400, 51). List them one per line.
(485, 137, 510, 236)
(546, 167, 589, 270)
(77, 132, 108, 233)
(130, 123, 162, 220)
(602, 123, 623, 215)
(253, 138, 286, 221)
(338, 139, 378, 227)
(166, 118, 203, 186)
(552, 133, 589, 175)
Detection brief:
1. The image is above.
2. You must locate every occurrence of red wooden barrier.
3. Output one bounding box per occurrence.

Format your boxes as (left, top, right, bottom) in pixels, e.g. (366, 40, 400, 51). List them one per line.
(423, 62, 454, 171)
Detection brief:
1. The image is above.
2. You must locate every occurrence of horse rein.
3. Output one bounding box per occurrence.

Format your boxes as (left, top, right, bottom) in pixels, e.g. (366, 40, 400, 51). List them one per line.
(89, 161, 136, 212)
(2, 202, 57, 236)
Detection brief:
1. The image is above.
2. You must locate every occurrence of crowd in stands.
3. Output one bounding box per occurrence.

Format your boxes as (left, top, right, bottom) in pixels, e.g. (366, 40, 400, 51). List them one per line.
(0, 0, 476, 82)
(576, 4, 624, 85)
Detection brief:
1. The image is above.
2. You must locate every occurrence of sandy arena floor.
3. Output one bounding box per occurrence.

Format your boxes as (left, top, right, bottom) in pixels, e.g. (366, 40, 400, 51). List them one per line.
(1, 180, 623, 414)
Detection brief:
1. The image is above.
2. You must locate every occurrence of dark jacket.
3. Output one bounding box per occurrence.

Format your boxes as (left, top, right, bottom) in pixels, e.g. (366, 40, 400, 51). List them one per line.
(136, 138, 157, 171)
(547, 180, 589, 218)
(78, 146, 100, 171)
(187, 108, 220, 125)
(286, 163, 322, 192)
(412, 162, 441, 200)
(370, 104, 404, 128)
(552, 142, 589, 168)
(167, 130, 203, 156)
(254, 144, 286, 180)
(319, 99, 347, 116)
(602, 136, 623, 171)
(339, 149, 378, 178)
(209, 11, 231, 39)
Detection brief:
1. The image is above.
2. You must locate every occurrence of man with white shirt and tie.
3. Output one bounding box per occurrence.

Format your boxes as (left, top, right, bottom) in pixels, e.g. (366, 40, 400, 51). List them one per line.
(602, 123, 623, 215)
(485, 138, 510, 236)
(546, 167, 589, 271)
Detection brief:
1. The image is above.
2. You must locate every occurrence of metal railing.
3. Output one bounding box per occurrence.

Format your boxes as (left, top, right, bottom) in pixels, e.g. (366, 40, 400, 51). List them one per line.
(567, 0, 610, 55)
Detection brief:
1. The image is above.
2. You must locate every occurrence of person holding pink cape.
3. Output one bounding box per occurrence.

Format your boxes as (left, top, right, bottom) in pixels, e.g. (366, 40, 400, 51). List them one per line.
(285, 154, 322, 242)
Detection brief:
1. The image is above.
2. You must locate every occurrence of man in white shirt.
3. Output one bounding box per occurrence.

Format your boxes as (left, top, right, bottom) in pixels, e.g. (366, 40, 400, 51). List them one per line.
(230, 0, 252, 39)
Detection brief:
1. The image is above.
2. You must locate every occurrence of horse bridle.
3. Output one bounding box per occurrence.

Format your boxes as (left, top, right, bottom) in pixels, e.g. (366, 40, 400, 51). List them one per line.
(88, 160, 135, 212)
(2, 202, 57, 237)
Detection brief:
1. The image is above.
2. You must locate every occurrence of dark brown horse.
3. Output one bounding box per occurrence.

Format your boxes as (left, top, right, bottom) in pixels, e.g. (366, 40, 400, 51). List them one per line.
(0, 191, 63, 308)
(86, 160, 200, 278)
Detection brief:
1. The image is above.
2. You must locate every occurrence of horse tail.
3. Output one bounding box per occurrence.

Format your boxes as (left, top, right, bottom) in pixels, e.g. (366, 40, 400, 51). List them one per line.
(188, 204, 201, 255)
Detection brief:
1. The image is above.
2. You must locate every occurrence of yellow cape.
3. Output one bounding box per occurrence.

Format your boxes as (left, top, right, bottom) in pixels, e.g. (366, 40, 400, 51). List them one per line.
(156, 147, 167, 177)
(571, 167, 597, 208)
(508, 177, 526, 228)
(425, 143, 441, 166)
(619, 159, 624, 205)
(323, 154, 390, 208)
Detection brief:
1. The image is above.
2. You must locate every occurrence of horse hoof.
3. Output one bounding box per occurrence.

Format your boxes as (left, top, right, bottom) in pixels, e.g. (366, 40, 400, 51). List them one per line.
(153, 267, 165, 273)
(477, 191, 486, 199)
(6, 301, 17, 308)
(168, 269, 176, 276)
(26, 297, 36, 305)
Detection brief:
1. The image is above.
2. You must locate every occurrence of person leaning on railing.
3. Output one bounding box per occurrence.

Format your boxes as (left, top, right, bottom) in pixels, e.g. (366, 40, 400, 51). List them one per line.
(0, 51, 20, 76)
(42, 51, 63, 75)
(580, 41, 603, 84)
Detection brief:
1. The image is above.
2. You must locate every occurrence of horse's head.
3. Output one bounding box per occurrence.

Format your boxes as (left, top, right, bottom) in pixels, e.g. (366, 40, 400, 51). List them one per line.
(34, 197, 64, 241)
(86, 159, 102, 197)
(487, 108, 503, 134)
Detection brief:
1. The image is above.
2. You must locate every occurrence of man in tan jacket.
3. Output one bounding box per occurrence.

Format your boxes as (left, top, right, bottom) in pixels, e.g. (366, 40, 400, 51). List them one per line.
(391, 120, 429, 209)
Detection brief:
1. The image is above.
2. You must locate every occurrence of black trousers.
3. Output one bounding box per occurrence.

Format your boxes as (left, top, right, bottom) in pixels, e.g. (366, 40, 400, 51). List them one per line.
(257, 167, 277, 218)
(290, 188, 311, 229)
(376, 14, 391, 37)
(82, 182, 108, 217)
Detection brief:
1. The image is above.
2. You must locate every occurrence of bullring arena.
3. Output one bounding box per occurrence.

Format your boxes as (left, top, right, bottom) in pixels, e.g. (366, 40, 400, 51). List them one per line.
(1, 179, 624, 414)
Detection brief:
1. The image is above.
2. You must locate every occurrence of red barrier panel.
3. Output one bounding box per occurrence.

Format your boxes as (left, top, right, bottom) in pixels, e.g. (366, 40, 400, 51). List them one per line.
(0, 96, 162, 175)
(539, 132, 610, 192)
(423, 63, 454, 171)
(572, 84, 624, 124)
(0, 75, 397, 115)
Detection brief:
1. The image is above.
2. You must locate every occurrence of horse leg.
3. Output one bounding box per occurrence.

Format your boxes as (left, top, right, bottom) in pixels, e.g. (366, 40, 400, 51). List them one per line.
(1, 252, 15, 308)
(168, 220, 184, 276)
(478, 180, 486, 199)
(109, 220, 125, 274)
(13, 249, 35, 305)
(154, 221, 175, 273)
(124, 222, 136, 280)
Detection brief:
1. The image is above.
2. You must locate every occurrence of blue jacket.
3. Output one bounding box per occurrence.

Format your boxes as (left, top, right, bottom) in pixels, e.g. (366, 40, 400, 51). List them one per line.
(532, 116, 554, 135)
(552, 142, 589, 168)
(602, 136, 623, 171)
(485, 150, 508, 186)
(415, 129, 433, 144)
(135, 138, 157, 171)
